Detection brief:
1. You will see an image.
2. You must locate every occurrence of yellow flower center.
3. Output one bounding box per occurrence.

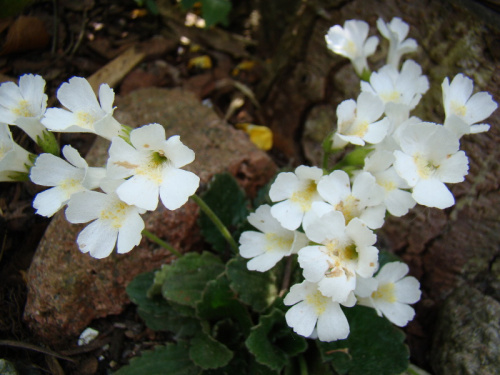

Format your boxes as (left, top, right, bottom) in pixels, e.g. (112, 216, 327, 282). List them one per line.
(290, 180, 318, 211)
(372, 282, 396, 303)
(265, 232, 293, 252)
(380, 90, 401, 103)
(450, 100, 467, 117)
(414, 153, 437, 179)
(59, 178, 83, 196)
(75, 111, 97, 130)
(335, 195, 359, 223)
(13, 100, 35, 117)
(100, 201, 129, 229)
(306, 289, 329, 315)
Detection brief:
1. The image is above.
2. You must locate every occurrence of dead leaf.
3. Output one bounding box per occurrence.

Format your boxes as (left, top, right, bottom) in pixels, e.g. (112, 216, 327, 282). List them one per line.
(1, 16, 50, 56)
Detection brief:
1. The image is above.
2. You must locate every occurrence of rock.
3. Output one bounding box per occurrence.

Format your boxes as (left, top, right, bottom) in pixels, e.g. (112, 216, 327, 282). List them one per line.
(430, 285, 500, 375)
(23, 87, 277, 345)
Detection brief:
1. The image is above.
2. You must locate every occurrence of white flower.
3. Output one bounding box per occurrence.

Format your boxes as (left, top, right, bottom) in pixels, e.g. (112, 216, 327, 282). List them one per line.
(325, 20, 379, 76)
(268, 165, 324, 230)
(363, 150, 416, 217)
(332, 92, 390, 149)
(65, 180, 146, 259)
(0, 123, 32, 181)
(316, 170, 385, 229)
(239, 204, 308, 272)
(42, 77, 122, 140)
(0, 74, 48, 142)
(30, 145, 105, 217)
(361, 60, 429, 111)
(284, 280, 351, 342)
(107, 123, 200, 211)
(393, 122, 469, 209)
(298, 208, 378, 303)
(376, 17, 417, 69)
(442, 74, 497, 136)
(357, 261, 421, 327)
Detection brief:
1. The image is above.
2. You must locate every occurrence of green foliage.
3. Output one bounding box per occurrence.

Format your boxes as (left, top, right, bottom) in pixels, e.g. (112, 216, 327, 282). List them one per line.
(180, 0, 232, 27)
(226, 256, 278, 313)
(246, 308, 307, 371)
(133, 0, 159, 15)
(114, 343, 200, 375)
(0, 0, 33, 18)
(317, 305, 409, 375)
(198, 173, 249, 255)
(161, 252, 225, 307)
(123, 173, 412, 375)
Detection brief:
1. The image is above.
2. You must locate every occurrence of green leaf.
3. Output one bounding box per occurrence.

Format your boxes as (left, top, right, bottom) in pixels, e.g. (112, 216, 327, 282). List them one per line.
(196, 274, 252, 336)
(162, 252, 225, 307)
(201, 0, 231, 27)
(199, 173, 249, 254)
(180, 0, 198, 9)
(114, 342, 201, 375)
(226, 256, 278, 313)
(246, 309, 307, 372)
(378, 250, 401, 269)
(189, 330, 234, 370)
(126, 271, 199, 335)
(317, 305, 409, 375)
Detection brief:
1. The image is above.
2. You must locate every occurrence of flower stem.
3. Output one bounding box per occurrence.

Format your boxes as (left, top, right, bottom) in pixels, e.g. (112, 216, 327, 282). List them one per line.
(298, 354, 308, 375)
(142, 229, 183, 258)
(191, 194, 239, 253)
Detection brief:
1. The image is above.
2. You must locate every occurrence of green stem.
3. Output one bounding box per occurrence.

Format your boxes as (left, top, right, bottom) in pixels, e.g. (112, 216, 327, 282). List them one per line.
(142, 229, 183, 258)
(191, 194, 239, 253)
(298, 354, 308, 375)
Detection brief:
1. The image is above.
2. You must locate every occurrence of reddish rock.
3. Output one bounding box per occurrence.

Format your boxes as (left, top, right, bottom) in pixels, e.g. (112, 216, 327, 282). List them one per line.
(24, 87, 277, 345)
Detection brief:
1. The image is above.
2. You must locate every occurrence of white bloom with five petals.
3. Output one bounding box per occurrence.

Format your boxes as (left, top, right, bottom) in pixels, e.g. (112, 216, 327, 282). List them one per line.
(0, 123, 32, 181)
(269, 165, 324, 230)
(356, 261, 421, 327)
(65, 180, 146, 259)
(316, 170, 385, 229)
(107, 123, 200, 211)
(30, 145, 105, 217)
(442, 73, 497, 137)
(361, 60, 429, 112)
(393, 122, 469, 209)
(325, 20, 379, 77)
(42, 77, 122, 140)
(239, 204, 308, 272)
(332, 92, 390, 149)
(376, 17, 417, 69)
(0, 74, 48, 142)
(298, 208, 378, 303)
(284, 280, 352, 342)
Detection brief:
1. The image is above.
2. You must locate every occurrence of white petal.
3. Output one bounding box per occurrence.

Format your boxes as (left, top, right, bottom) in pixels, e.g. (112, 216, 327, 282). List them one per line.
(270, 200, 304, 230)
(269, 172, 300, 202)
(316, 302, 350, 341)
(376, 262, 408, 283)
(98, 83, 115, 113)
(318, 273, 356, 303)
(395, 276, 421, 304)
(377, 300, 415, 327)
(285, 301, 318, 337)
(117, 176, 159, 210)
(30, 153, 82, 186)
(239, 231, 268, 258)
(298, 246, 329, 283)
(57, 77, 100, 112)
(130, 123, 166, 151)
(164, 135, 196, 168)
(77, 220, 117, 259)
(247, 251, 286, 272)
(159, 168, 200, 210)
(65, 191, 108, 223)
(436, 151, 468, 183)
(33, 187, 68, 217)
(117, 211, 144, 254)
(412, 179, 454, 209)
(41, 108, 78, 131)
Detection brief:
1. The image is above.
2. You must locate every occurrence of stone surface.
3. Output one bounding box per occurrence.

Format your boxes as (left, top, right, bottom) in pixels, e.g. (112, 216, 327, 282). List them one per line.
(23, 87, 277, 345)
(430, 285, 500, 375)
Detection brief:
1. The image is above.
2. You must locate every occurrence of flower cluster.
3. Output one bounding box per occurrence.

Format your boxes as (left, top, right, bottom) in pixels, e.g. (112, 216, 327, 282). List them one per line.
(239, 17, 497, 341)
(0, 75, 200, 258)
